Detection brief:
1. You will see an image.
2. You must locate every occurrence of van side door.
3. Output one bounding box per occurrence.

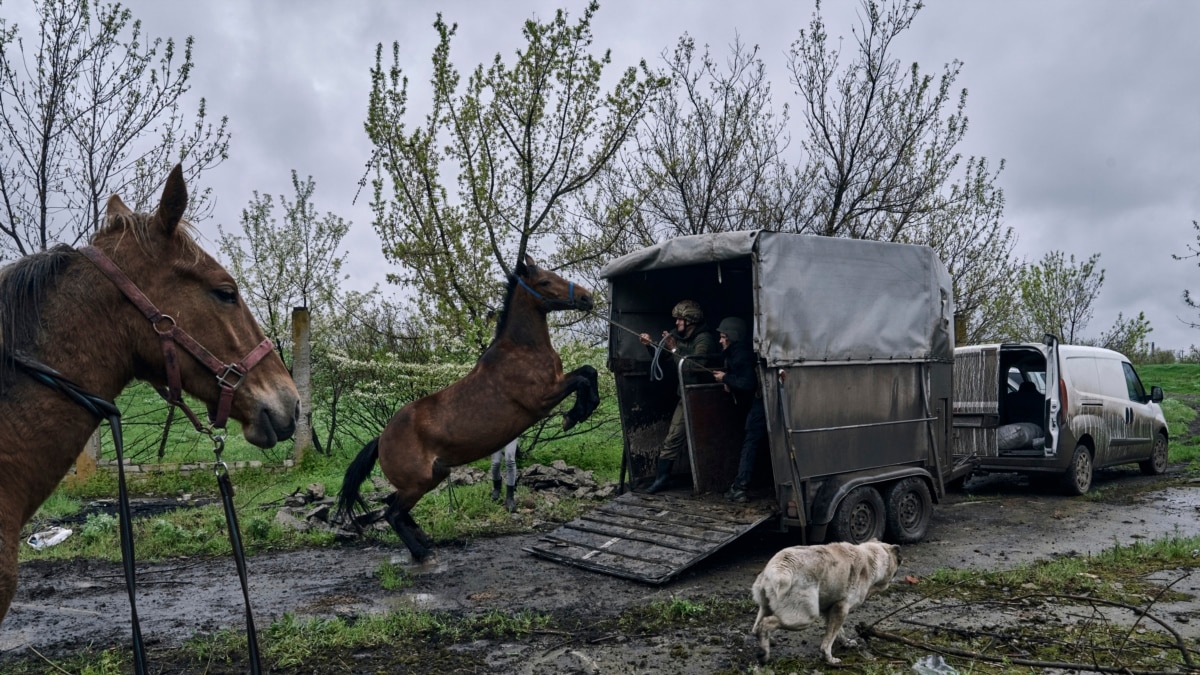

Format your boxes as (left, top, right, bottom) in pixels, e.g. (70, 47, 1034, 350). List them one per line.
(1093, 357, 1144, 463)
(1120, 361, 1156, 460)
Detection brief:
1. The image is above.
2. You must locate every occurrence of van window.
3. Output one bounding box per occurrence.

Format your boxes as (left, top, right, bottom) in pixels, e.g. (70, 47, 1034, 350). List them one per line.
(1094, 358, 1129, 399)
(1122, 362, 1147, 402)
(1065, 356, 1100, 395)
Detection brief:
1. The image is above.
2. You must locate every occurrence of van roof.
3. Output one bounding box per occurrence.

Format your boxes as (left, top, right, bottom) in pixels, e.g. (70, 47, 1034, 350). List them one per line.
(954, 342, 1131, 362)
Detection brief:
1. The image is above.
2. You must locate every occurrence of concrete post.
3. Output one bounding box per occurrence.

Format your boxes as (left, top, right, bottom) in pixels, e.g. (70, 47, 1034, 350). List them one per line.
(291, 307, 313, 461)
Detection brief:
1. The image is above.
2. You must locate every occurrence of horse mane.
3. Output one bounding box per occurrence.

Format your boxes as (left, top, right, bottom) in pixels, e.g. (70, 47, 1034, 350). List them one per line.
(107, 209, 204, 264)
(0, 244, 77, 390)
(492, 275, 520, 339)
(0, 208, 202, 391)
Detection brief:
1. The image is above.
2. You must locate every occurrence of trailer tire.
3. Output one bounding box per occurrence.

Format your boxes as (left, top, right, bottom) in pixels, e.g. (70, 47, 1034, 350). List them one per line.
(884, 478, 932, 544)
(829, 486, 886, 544)
(1061, 444, 1093, 496)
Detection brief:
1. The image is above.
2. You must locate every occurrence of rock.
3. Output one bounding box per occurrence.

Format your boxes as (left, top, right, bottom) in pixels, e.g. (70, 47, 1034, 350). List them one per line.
(306, 483, 326, 500)
(304, 504, 331, 523)
(274, 509, 309, 532)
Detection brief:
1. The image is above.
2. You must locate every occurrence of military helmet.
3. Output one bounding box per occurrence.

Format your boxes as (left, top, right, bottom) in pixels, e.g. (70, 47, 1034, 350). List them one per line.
(716, 317, 747, 344)
(671, 299, 704, 324)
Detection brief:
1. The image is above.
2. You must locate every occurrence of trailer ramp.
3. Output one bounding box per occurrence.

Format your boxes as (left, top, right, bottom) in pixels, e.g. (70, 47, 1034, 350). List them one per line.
(526, 491, 777, 584)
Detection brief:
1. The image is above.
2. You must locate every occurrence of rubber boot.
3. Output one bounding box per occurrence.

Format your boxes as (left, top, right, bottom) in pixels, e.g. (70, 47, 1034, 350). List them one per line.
(491, 479, 502, 502)
(504, 485, 517, 513)
(647, 459, 673, 494)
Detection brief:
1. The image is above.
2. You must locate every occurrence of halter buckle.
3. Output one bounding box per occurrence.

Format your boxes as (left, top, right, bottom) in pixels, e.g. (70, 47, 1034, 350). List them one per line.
(217, 364, 247, 391)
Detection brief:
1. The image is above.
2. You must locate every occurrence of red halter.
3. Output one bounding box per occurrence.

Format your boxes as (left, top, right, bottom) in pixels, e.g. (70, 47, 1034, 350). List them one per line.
(79, 245, 274, 431)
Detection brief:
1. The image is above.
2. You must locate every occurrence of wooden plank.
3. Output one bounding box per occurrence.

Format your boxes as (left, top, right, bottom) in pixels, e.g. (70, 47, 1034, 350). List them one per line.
(537, 528, 698, 566)
(526, 490, 777, 584)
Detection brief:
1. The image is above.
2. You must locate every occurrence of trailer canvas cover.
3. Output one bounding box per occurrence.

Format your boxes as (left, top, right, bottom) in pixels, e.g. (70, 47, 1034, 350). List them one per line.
(600, 230, 954, 365)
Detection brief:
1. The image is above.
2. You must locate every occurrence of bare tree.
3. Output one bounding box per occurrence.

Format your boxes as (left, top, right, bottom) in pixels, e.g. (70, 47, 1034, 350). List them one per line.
(775, 0, 1020, 341)
(0, 0, 228, 260)
(625, 35, 789, 242)
(365, 1, 667, 354)
(1015, 251, 1104, 344)
(218, 171, 351, 358)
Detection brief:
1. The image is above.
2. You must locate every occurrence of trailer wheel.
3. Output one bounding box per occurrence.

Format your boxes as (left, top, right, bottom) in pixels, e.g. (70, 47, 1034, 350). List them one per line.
(829, 486, 886, 544)
(884, 478, 932, 544)
(1061, 444, 1093, 496)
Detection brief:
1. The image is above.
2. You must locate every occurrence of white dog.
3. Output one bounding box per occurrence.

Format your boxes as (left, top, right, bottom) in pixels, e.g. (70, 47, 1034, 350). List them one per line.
(751, 540, 901, 665)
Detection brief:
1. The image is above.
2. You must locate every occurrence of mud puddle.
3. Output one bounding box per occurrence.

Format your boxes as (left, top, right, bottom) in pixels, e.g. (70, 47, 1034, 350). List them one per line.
(2, 468, 1199, 672)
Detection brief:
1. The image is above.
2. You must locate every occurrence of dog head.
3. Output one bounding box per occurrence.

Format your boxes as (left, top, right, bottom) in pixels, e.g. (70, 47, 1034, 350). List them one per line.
(863, 540, 902, 589)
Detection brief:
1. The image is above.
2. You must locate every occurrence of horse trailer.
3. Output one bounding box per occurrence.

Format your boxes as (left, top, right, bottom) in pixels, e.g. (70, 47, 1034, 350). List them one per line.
(528, 231, 972, 583)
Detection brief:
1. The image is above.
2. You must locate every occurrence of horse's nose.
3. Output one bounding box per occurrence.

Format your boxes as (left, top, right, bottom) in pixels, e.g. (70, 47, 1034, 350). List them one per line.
(577, 290, 594, 311)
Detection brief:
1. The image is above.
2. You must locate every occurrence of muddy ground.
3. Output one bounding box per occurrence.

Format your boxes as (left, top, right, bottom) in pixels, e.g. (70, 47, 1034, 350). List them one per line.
(2, 466, 1199, 673)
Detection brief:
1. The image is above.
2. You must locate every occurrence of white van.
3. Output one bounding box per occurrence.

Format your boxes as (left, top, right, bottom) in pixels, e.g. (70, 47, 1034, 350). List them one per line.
(952, 336, 1168, 494)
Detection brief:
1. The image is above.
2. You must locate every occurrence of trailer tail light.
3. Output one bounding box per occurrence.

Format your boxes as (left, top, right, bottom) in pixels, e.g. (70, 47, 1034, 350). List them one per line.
(786, 501, 799, 518)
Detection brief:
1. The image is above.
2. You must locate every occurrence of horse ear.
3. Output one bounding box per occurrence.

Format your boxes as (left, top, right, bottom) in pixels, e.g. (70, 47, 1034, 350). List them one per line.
(518, 254, 538, 276)
(106, 194, 133, 221)
(156, 164, 188, 235)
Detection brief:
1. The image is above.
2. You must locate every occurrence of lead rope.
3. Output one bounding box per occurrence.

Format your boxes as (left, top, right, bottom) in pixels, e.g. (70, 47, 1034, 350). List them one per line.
(585, 310, 719, 382)
(648, 334, 671, 382)
(18, 356, 263, 674)
(15, 357, 148, 675)
(212, 435, 263, 675)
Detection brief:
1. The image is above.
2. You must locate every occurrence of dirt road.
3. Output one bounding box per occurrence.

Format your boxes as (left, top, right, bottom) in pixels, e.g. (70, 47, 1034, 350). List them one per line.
(2, 467, 1199, 673)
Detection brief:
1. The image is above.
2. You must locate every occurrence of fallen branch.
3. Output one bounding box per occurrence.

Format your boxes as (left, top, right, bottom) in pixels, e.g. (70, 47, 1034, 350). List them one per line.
(863, 624, 1195, 675)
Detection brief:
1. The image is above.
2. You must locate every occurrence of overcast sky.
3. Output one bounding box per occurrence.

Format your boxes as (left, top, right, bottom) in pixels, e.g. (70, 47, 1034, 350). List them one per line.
(10, 0, 1200, 351)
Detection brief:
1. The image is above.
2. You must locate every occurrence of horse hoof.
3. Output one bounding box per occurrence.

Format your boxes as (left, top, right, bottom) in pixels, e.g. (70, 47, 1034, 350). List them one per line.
(562, 414, 576, 431)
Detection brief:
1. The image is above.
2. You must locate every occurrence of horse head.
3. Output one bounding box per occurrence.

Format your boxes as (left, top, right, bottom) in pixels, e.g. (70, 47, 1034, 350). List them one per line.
(514, 254, 593, 312)
(92, 165, 299, 447)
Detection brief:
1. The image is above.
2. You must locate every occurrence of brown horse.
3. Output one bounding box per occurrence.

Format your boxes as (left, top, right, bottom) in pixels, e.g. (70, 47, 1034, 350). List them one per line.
(0, 165, 300, 624)
(337, 255, 598, 561)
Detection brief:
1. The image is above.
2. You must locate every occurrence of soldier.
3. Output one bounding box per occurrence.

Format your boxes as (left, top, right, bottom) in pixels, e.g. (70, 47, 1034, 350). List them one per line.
(638, 300, 719, 493)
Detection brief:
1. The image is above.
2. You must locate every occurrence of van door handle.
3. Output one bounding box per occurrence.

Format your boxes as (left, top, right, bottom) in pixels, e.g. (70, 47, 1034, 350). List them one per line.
(1125, 408, 1132, 425)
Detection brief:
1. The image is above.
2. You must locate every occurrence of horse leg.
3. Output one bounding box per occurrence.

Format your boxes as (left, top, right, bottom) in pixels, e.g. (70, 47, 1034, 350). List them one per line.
(561, 364, 600, 431)
(403, 457, 450, 549)
(0, 526, 18, 622)
(383, 498, 433, 562)
(400, 510, 434, 548)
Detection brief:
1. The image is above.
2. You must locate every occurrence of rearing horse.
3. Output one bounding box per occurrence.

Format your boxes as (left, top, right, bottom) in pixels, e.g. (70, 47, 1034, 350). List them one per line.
(337, 255, 599, 561)
(0, 166, 300, 625)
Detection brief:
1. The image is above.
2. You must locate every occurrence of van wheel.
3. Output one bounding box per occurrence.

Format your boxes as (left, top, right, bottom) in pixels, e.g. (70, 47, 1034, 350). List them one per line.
(1139, 434, 1168, 475)
(884, 478, 932, 544)
(1062, 445, 1093, 495)
(829, 486, 886, 544)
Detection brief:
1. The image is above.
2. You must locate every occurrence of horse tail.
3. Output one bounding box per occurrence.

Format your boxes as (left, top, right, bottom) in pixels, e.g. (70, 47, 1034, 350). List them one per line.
(336, 437, 380, 524)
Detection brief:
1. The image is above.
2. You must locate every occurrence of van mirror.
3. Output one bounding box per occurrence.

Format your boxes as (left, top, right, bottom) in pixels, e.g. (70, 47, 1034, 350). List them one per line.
(1042, 333, 1057, 347)
(1150, 385, 1164, 403)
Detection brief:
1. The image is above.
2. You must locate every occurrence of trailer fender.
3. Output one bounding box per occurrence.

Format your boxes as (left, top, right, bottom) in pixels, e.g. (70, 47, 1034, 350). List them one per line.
(811, 467, 936, 526)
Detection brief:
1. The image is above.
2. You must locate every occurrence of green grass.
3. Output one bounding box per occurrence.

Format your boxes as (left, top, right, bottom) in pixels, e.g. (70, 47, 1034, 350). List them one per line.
(187, 607, 554, 670)
(923, 532, 1200, 605)
(1138, 363, 1200, 396)
(1138, 364, 1200, 467)
(105, 382, 284, 466)
(375, 561, 413, 591)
